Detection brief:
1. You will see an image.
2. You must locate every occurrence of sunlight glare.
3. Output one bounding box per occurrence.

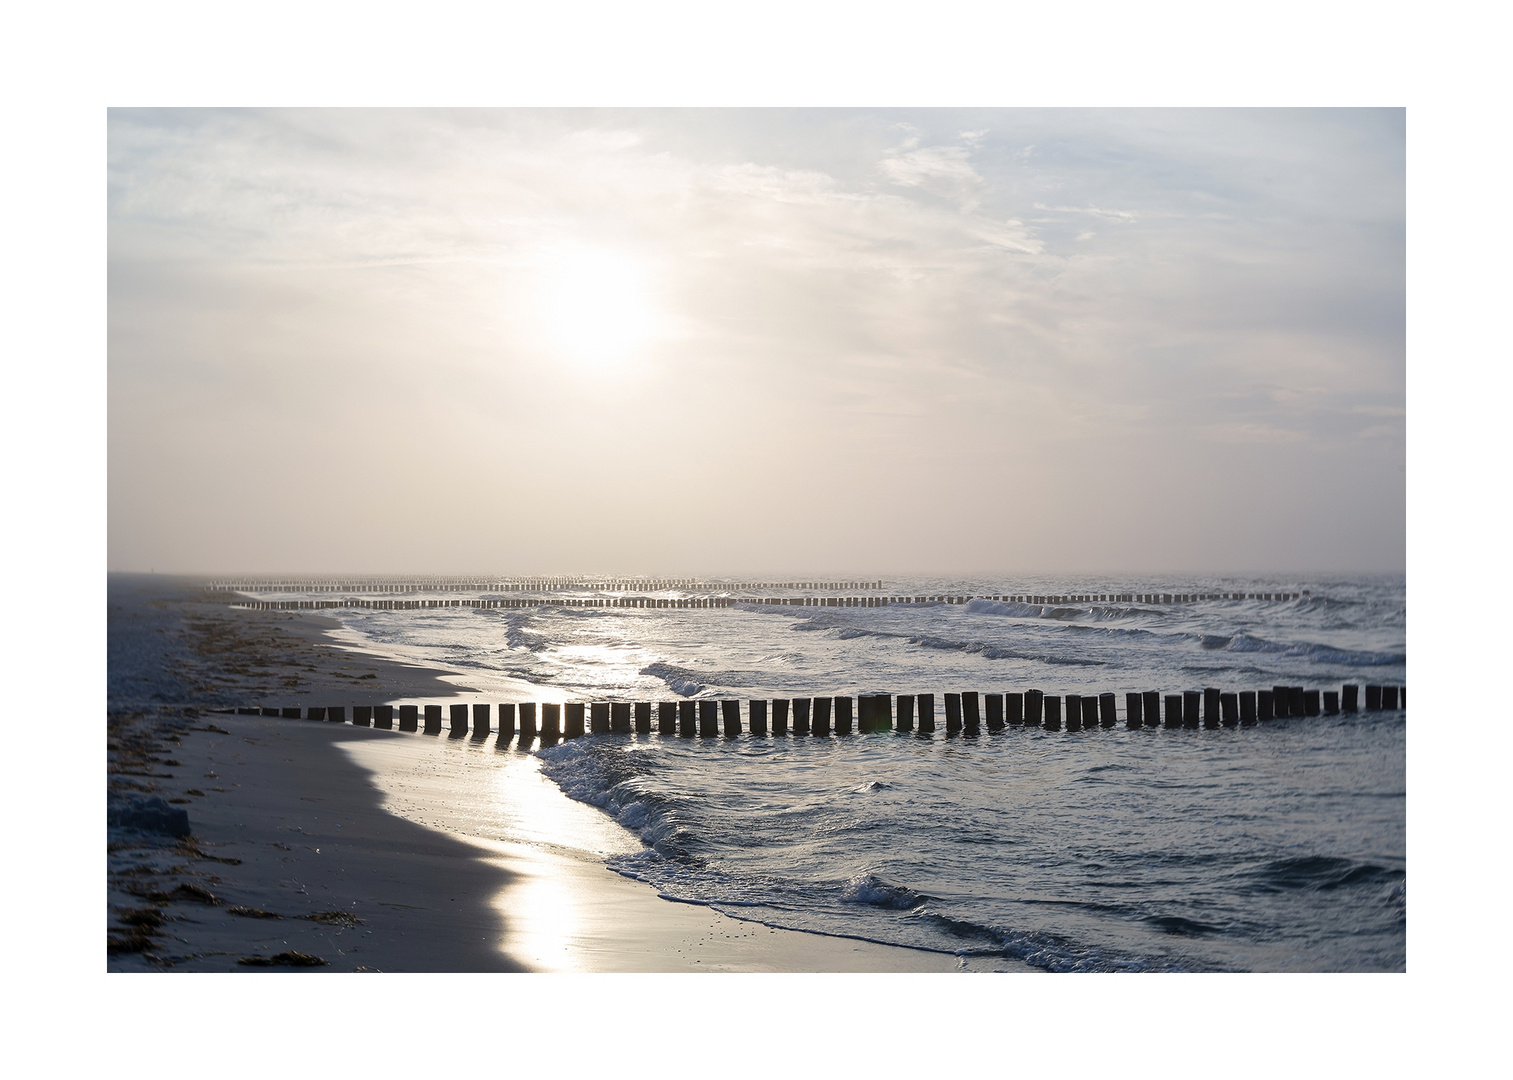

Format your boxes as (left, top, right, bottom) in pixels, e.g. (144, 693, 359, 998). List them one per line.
(538, 246, 658, 373)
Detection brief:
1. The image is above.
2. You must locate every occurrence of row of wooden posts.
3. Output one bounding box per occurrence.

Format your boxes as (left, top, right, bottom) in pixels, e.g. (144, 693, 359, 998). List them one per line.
(233, 684, 1402, 738)
(234, 590, 1306, 613)
(212, 579, 885, 594)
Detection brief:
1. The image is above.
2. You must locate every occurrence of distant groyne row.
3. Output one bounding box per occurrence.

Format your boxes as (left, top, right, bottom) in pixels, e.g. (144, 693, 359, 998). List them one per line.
(231, 590, 1308, 612)
(209, 578, 885, 594)
(226, 683, 1402, 740)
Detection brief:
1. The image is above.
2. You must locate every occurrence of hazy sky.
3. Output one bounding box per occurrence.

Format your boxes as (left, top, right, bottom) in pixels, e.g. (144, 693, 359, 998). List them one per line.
(107, 108, 1404, 577)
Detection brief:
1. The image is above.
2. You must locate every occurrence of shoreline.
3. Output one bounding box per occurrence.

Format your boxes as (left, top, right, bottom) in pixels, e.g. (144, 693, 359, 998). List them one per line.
(107, 576, 973, 972)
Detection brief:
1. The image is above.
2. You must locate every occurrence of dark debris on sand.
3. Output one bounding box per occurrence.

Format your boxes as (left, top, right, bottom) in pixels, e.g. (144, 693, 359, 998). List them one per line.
(236, 951, 329, 968)
(108, 578, 460, 970)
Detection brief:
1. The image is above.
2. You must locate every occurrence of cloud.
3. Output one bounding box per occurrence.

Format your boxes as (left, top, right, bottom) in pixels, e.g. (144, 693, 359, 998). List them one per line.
(879, 143, 983, 200)
(1034, 202, 1140, 221)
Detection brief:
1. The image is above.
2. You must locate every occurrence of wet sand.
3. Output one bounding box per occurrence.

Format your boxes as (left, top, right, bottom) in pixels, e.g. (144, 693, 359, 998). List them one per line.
(107, 577, 967, 971)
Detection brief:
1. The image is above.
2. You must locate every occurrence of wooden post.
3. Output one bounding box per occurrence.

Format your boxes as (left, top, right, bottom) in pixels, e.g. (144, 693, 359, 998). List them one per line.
(471, 703, 490, 736)
(375, 704, 394, 730)
(772, 698, 790, 735)
(748, 700, 768, 736)
(1082, 696, 1100, 731)
(813, 697, 833, 736)
(498, 703, 516, 740)
(985, 693, 1005, 732)
(961, 691, 979, 735)
(895, 694, 914, 732)
(1065, 693, 1082, 732)
(518, 703, 537, 742)
(677, 700, 696, 736)
(1257, 689, 1274, 720)
(722, 699, 741, 737)
(1204, 688, 1220, 729)
(1342, 685, 1359, 712)
(1006, 692, 1023, 726)
(1044, 695, 1062, 731)
(307, 707, 326, 721)
(657, 702, 676, 735)
(1125, 692, 1143, 729)
(1024, 690, 1042, 732)
(793, 698, 812, 735)
(1220, 693, 1239, 726)
(1383, 686, 1399, 709)
(1273, 685, 1291, 717)
(917, 693, 935, 734)
(944, 693, 963, 735)
(1164, 695, 1182, 729)
(1142, 691, 1161, 728)
(1183, 691, 1201, 729)
(326, 706, 346, 724)
(590, 702, 609, 734)
(353, 705, 372, 728)
(1099, 693, 1117, 729)
(449, 703, 468, 735)
(1323, 691, 1339, 715)
(834, 696, 853, 735)
(1303, 690, 1321, 717)
(699, 699, 719, 737)
(541, 703, 561, 741)
(1239, 692, 1257, 725)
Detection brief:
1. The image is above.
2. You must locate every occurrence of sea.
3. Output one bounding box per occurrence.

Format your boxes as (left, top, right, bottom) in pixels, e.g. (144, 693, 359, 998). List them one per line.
(124, 573, 1408, 972)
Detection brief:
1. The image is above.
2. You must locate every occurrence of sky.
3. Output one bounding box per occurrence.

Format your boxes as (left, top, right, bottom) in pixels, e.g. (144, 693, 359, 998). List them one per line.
(107, 108, 1405, 577)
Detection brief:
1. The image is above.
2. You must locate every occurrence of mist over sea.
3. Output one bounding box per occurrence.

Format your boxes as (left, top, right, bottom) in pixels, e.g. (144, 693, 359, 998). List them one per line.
(263, 573, 1406, 971)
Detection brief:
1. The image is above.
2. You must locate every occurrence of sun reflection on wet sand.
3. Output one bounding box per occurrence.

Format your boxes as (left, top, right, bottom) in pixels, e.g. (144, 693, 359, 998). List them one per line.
(338, 733, 640, 971)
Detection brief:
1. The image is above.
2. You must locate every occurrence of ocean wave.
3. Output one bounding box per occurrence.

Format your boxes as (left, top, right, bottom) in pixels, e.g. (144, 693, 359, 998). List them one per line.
(1224, 634, 1404, 666)
(505, 626, 549, 652)
(535, 741, 686, 855)
(906, 633, 1106, 666)
(841, 873, 928, 909)
(965, 599, 1042, 617)
(1052, 621, 1402, 666)
(789, 613, 852, 633)
(912, 909, 1193, 971)
(640, 661, 707, 697)
(1142, 914, 1224, 937)
(1242, 856, 1404, 893)
(753, 652, 803, 666)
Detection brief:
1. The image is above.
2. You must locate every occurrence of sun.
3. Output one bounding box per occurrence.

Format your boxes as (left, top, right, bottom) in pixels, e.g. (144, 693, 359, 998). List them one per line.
(537, 246, 658, 373)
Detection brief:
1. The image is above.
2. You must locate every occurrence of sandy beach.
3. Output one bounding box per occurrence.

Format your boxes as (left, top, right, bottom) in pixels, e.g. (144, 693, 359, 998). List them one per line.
(107, 579, 967, 971)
